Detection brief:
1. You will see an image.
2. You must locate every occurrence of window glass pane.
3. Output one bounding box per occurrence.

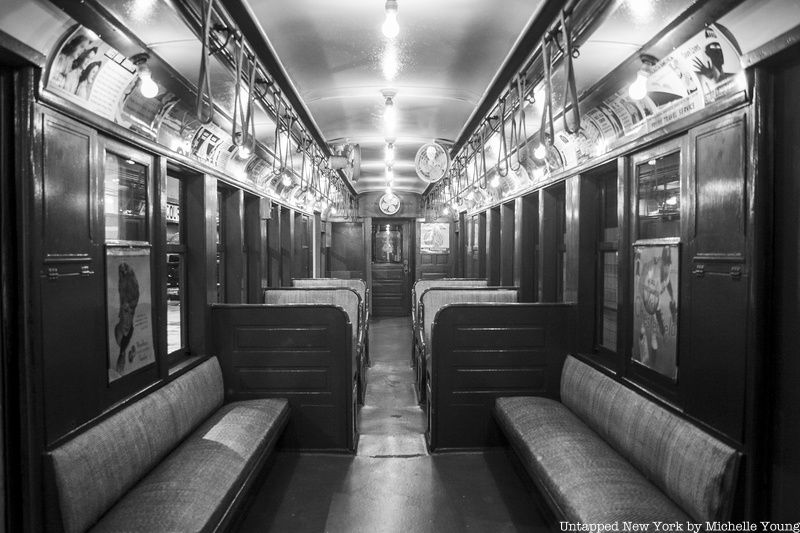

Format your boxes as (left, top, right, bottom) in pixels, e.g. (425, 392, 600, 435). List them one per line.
(105, 153, 148, 241)
(166, 253, 183, 353)
(165, 175, 185, 355)
(601, 251, 618, 351)
(372, 224, 403, 263)
(637, 152, 680, 239)
(166, 176, 181, 244)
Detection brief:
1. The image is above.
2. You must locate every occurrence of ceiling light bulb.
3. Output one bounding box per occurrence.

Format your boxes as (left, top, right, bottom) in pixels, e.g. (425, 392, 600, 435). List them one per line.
(441, 205, 450, 215)
(489, 175, 500, 188)
(382, 1, 399, 39)
(628, 71, 648, 100)
(385, 143, 395, 164)
(237, 144, 252, 158)
(329, 205, 338, 215)
(138, 67, 159, 99)
(386, 167, 394, 180)
(386, 186, 393, 195)
(282, 174, 293, 187)
(384, 98, 396, 130)
(533, 143, 547, 160)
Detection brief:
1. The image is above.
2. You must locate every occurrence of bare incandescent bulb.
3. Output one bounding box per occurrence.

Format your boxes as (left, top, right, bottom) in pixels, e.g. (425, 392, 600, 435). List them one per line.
(382, 0, 399, 39)
(139, 68, 159, 98)
(628, 72, 648, 100)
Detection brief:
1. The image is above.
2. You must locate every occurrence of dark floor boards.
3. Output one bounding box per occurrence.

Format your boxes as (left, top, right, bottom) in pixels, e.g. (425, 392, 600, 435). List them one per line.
(235, 316, 549, 533)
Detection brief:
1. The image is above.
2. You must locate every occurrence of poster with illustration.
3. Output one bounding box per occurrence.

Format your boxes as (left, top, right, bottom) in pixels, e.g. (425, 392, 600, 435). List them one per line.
(420, 223, 450, 254)
(47, 26, 138, 120)
(632, 241, 679, 380)
(106, 246, 155, 383)
(647, 23, 742, 108)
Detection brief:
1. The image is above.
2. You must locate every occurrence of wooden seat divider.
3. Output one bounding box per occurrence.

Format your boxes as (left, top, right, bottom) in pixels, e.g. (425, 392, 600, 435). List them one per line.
(265, 287, 365, 405)
(417, 287, 518, 406)
(411, 278, 487, 367)
(212, 303, 357, 453)
(293, 278, 370, 366)
(428, 303, 574, 451)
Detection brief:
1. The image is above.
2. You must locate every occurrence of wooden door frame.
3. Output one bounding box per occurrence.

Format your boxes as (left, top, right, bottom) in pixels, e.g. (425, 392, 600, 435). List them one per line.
(370, 217, 415, 316)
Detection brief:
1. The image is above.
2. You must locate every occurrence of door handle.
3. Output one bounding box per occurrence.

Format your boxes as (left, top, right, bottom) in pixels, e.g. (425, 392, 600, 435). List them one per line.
(403, 260, 409, 274)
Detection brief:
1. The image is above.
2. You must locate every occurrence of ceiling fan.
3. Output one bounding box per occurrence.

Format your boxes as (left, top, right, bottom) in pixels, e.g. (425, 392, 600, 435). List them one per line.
(328, 143, 362, 181)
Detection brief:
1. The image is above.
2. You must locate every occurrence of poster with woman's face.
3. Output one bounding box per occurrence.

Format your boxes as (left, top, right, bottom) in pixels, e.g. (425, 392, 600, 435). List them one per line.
(106, 247, 155, 383)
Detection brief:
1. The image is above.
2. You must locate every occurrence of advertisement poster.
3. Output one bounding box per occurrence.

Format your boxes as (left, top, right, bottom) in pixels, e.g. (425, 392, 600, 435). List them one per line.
(48, 26, 138, 120)
(106, 246, 155, 383)
(420, 223, 450, 254)
(632, 242, 679, 380)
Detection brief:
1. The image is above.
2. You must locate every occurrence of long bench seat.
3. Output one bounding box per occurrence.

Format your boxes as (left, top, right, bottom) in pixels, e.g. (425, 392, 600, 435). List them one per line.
(47, 357, 289, 533)
(495, 355, 741, 524)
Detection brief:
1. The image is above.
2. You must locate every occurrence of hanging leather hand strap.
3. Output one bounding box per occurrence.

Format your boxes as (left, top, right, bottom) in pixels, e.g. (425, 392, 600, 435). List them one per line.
(560, 9, 581, 135)
(539, 36, 555, 147)
(497, 98, 509, 177)
(196, 0, 215, 125)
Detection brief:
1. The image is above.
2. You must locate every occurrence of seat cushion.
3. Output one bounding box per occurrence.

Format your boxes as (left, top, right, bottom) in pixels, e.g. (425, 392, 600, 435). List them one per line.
(559, 356, 741, 522)
(91, 398, 289, 533)
(49, 357, 225, 533)
(495, 396, 689, 524)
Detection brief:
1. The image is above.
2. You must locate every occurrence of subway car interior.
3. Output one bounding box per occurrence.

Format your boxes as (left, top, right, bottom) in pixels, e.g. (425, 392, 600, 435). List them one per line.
(1, 0, 799, 531)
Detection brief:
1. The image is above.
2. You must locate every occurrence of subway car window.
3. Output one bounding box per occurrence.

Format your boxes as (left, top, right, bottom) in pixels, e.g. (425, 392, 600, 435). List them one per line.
(165, 174, 186, 357)
(597, 171, 619, 353)
(104, 153, 148, 242)
(3, 0, 800, 529)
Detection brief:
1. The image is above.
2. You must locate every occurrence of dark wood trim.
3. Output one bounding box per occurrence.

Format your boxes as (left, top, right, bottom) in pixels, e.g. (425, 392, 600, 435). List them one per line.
(223, 188, 245, 303)
(741, 24, 800, 69)
(267, 203, 281, 288)
(0, 30, 46, 68)
(185, 173, 218, 355)
(500, 201, 515, 286)
(244, 195, 267, 303)
(486, 206, 501, 286)
(746, 67, 773, 518)
(514, 193, 538, 302)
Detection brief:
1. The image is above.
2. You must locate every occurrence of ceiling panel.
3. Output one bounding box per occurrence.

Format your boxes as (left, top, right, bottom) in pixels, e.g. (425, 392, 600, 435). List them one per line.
(244, 0, 545, 193)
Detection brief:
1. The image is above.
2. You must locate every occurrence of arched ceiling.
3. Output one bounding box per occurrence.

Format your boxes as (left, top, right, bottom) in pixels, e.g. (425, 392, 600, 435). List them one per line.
(241, 0, 545, 194)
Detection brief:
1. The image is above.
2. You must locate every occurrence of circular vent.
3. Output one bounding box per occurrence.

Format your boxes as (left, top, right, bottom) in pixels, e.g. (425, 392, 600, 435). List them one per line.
(379, 193, 401, 215)
(415, 142, 450, 183)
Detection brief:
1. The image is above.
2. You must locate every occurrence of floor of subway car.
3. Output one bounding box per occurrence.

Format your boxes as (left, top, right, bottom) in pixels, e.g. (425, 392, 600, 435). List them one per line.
(235, 316, 549, 533)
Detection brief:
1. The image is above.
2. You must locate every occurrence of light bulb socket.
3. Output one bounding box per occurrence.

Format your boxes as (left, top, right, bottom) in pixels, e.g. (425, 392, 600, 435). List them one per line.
(385, 0, 398, 14)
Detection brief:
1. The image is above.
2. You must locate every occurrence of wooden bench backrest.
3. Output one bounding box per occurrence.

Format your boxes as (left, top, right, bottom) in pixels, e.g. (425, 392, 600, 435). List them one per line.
(265, 287, 361, 347)
(293, 278, 368, 317)
(561, 355, 741, 522)
(420, 287, 518, 349)
(47, 357, 224, 533)
(412, 278, 487, 324)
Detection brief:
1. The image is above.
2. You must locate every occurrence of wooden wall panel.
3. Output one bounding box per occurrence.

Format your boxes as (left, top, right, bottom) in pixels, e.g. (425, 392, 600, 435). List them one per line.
(327, 222, 365, 280)
(500, 202, 515, 286)
(684, 111, 748, 443)
(486, 206, 501, 285)
(514, 193, 538, 302)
